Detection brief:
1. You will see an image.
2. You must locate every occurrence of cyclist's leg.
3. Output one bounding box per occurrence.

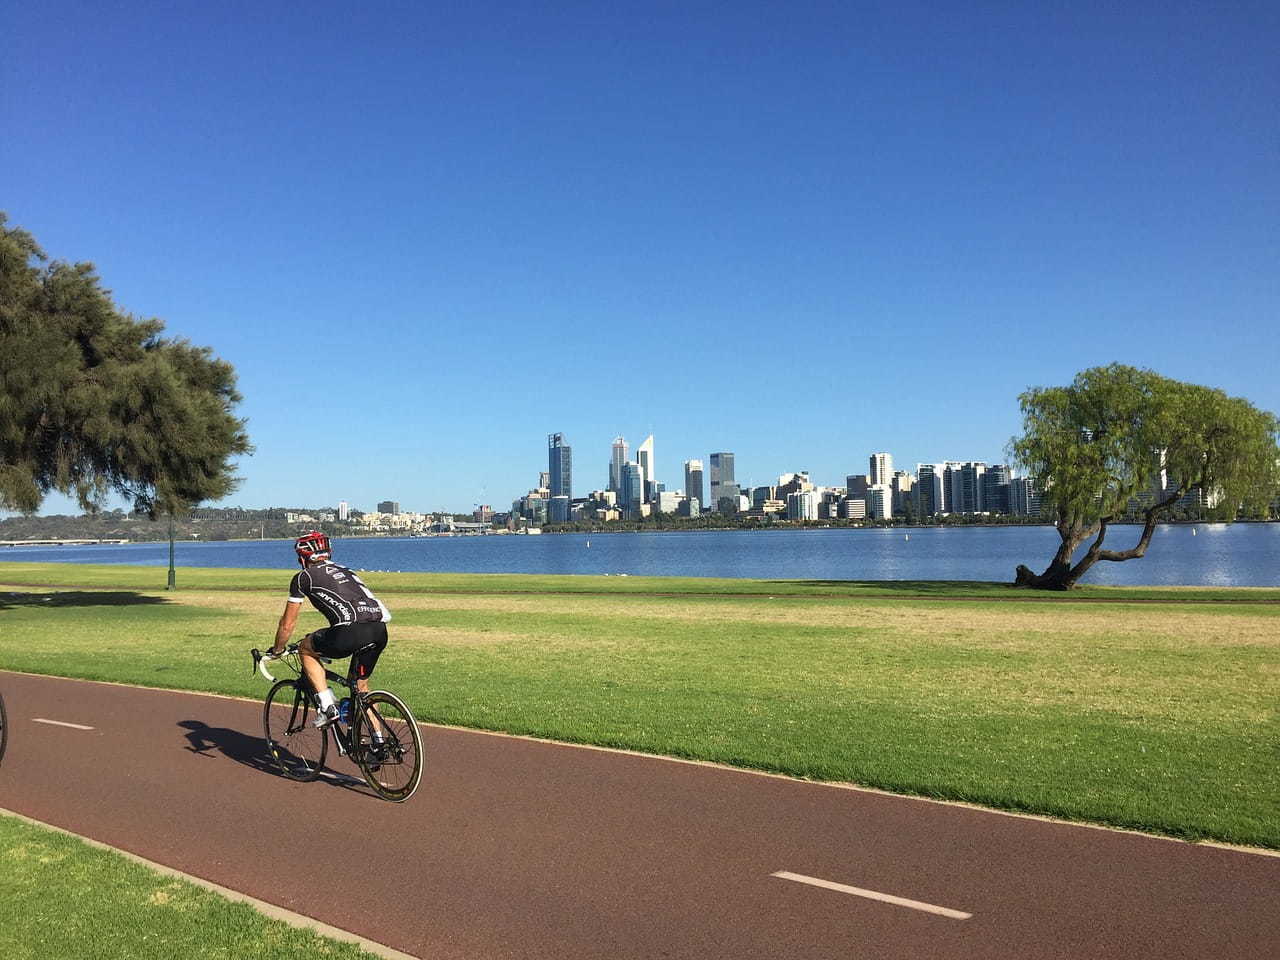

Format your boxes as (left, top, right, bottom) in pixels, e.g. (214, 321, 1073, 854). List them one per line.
(298, 631, 330, 696)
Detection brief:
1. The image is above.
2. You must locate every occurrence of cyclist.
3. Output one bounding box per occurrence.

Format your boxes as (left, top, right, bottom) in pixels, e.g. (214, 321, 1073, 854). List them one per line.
(266, 531, 391, 728)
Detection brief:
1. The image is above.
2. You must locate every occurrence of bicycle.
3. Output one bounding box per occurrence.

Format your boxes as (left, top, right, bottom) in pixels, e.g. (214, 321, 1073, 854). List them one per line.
(251, 643, 423, 802)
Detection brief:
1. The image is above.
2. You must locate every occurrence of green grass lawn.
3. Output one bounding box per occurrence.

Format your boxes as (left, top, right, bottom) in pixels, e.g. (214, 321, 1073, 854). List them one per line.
(2, 561, 1278, 849)
(0, 814, 377, 959)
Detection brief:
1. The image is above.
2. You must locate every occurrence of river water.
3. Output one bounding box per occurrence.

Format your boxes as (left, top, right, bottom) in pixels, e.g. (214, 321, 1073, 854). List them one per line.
(2, 524, 1278, 587)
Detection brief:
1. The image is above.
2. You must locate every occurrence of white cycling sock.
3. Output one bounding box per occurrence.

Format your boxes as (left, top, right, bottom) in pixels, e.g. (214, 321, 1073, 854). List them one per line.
(315, 689, 337, 711)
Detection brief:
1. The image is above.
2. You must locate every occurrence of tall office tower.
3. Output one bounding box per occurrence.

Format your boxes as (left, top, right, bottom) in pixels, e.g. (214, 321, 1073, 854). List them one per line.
(846, 474, 869, 498)
(620, 462, 644, 516)
(916, 465, 943, 516)
(548, 433, 572, 501)
(868, 485, 892, 520)
(338, 501, 349, 521)
(890, 471, 913, 514)
(709, 452, 735, 512)
(956, 461, 987, 513)
(377, 500, 400, 515)
(636, 435, 655, 502)
(1009, 477, 1041, 517)
(684, 459, 704, 510)
(869, 453, 893, 487)
(609, 436, 628, 492)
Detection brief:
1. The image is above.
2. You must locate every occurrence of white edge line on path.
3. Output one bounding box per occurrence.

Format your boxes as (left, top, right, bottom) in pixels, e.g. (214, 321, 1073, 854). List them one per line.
(0, 806, 421, 960)
(5, 668, 1280, 861)
(32, 718, 94, 730)
(772, 871, 973, 920)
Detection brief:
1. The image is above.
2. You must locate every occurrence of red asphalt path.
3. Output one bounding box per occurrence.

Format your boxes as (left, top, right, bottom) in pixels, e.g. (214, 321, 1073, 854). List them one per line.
(0, 670, 1276, 960)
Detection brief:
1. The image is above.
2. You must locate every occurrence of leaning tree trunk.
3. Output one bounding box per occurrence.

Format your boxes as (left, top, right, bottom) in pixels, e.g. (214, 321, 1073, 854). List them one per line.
(1014, 492, 1183, 590)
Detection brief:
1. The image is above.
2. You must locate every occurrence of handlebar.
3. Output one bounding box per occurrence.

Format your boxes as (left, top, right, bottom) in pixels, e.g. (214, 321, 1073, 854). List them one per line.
(251, 644, 297, 682)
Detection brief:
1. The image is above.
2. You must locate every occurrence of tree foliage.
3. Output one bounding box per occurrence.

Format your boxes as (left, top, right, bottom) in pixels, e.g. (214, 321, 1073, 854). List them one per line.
(1010, 364, 1279, 589)
(0, 214, 251, 516)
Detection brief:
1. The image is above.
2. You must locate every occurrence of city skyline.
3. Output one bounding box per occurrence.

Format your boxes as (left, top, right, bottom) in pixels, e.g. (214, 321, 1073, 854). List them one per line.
(6, 4, 1277, 517)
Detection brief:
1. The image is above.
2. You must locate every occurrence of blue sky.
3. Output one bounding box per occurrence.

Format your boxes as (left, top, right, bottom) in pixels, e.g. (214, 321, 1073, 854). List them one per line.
(5, 1, 1277, 514)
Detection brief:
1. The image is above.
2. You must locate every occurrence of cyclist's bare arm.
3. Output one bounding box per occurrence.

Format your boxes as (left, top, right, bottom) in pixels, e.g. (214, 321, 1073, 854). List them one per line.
(273, 600, 302, 653)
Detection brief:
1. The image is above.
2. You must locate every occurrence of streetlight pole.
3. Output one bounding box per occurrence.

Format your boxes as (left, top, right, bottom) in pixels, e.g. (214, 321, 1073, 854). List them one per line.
(167, 510, 176, 590)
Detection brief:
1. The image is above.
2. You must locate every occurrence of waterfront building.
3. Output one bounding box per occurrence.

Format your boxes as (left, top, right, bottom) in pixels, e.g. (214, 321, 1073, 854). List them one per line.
(1008, 477, 1042, 517)
(549, 495, 570, 524)
(377, 500, 400, 515)
(684, 459, 704, 510)
(677, 496, 700, 518)
(709, 452, 736, 513)
(620, 462, 644, 517)
(609, 436, 628, 493)
(890, 471, 913, 515)
(869, 452, 893, 487)
(637, 435, 655, 503)
(840, 497, 867, 520)
(867, 484, 892, 521)
(787, 491, 819, 521)
(846, 474, 869, 498)
(653, 490, 680, 514)
(916, 465, 945, 516)
(776, 472, 813, 501)
(983, 464, 1011, 515)
(337, 500, 349, 521)
(473, 505, 493, 523)
(548, 433, 572, 501)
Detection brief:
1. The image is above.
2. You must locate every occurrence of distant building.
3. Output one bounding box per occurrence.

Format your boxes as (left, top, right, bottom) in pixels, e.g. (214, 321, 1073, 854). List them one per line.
(338, 501, 349, 521)
(474, 505, 493, 523)
(983, 464, 1011, 514)
(377, 500, 400, 515)
(609, 437, 628, 493)
(549, 495, 571, 524)
(840, 498, 867, 520)
(890, 471, 913, 515)
(709, 452, 736, 513)
(1009, 478, 1042, 517)
(678, 497, 700, 518)
(653, 490, 680, 514)
(869, 452, 893, 487)
(684, 459, 704, 510)
(637, 435, 655, 503)
(620, 462, 644, 516)
(916, 465, 944, 516)
(867, 485, 892, 520)
(787, 491, 819, 521)
(548, 433, 572, 501)
(846, 474, 869, 498)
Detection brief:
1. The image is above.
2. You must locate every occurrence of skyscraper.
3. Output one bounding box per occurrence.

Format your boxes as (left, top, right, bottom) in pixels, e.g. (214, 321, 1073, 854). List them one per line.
(869, 452, 893, 487)
(709, 452, 735, 513)
(548, 433, 572, 501)
(636, 435, 655, 503)
(684, 459, 704, 510)
(609, 436, 628, 492)
(337, 500, 349, 521)
(620, 462, 644, 516)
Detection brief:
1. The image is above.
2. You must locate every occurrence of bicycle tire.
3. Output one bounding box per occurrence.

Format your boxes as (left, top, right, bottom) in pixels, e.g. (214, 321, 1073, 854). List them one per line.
(0, 692, 7, 768)
(353, 690, 423, 802)
(263, 679, 327, 781)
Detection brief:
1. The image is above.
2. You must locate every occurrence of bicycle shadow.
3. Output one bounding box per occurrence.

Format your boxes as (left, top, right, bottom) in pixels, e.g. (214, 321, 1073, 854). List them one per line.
(177, 719, 375, 797)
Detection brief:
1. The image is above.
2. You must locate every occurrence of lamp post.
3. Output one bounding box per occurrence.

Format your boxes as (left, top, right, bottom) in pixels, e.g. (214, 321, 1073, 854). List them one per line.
(167, 510, 176, 590)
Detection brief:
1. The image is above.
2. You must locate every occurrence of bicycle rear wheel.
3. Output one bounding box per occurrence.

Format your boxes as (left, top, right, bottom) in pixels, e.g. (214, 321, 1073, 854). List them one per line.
(0, 692, 7, 767)
(263, 680, 327, 781)
(354, 691, 423, 802)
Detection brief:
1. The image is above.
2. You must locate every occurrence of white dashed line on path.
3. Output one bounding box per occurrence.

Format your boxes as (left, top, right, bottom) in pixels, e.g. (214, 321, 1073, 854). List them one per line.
(772, 871, 973, 920)
(31, 718, 95, 731)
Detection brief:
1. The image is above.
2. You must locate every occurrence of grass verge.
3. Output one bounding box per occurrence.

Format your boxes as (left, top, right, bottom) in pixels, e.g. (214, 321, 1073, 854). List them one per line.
(0, 813, 378, 959)
(2, 561, 1278, 849)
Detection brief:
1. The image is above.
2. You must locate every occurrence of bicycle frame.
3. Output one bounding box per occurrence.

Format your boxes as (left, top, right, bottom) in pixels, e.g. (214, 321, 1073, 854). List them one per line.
(254, 646, 382, 759)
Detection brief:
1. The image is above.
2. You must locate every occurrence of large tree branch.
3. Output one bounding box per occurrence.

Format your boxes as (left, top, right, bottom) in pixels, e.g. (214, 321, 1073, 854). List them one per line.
(1094, 488, 1184, 563)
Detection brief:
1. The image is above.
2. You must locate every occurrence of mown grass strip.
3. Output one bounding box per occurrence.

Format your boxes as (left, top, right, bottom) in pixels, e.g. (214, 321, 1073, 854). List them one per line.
(0, 812, 381, 960)
(1, 562, 1277, 849)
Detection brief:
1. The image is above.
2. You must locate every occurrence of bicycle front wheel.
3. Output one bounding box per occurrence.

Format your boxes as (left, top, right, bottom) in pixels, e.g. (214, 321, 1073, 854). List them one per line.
(355, 691, 423, 802)
(0, 692, 7, 767)
(263, 680, 327, 781)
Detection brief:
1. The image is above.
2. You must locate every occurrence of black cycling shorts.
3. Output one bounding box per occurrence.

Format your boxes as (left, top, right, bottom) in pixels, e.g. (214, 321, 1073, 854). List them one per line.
(311, 621, 388, 679)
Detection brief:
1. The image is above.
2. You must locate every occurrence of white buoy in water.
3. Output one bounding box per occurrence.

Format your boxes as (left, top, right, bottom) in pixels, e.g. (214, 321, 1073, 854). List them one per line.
(904, 534, 909, 541)
(1192, 528, 1197, 536)
(586, 540, 591, 548)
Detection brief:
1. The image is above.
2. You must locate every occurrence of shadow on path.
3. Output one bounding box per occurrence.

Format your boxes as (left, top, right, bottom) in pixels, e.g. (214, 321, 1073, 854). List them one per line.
(0, 591, 171, 611)
(177, 719, 373, 797)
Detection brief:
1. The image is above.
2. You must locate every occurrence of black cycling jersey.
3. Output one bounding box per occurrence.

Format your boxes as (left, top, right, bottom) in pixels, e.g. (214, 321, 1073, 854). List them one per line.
(288, 561, 391, 627)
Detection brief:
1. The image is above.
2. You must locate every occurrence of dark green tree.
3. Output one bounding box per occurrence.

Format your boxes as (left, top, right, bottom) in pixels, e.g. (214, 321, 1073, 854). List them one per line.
(1010, 364, 1279, 590)
(0, 213, 251, 517)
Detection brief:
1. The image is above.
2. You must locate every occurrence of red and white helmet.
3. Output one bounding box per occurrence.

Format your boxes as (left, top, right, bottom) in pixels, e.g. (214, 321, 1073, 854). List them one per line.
(294, 531, 331, 564)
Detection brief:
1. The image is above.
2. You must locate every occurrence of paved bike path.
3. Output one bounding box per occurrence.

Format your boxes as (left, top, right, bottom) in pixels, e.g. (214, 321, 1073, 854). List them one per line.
(0, 670, 1276, 960)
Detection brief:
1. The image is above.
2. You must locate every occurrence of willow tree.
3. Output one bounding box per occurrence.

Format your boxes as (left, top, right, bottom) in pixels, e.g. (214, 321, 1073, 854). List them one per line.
(1010, 364, 1279, 590)
(0, 213, 251, 518)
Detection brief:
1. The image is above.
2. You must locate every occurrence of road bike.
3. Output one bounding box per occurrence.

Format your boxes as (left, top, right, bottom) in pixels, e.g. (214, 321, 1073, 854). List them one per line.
(251, 643, 423, 802)
(0, 689, 7, 767)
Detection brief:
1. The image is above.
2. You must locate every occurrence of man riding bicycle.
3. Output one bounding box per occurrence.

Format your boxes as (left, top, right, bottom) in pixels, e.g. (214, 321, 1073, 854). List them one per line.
(266, 531, 391, 727)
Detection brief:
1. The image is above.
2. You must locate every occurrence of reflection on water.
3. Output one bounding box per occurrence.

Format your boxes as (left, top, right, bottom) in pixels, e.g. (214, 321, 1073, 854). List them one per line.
(2, 523, 1277, 587)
